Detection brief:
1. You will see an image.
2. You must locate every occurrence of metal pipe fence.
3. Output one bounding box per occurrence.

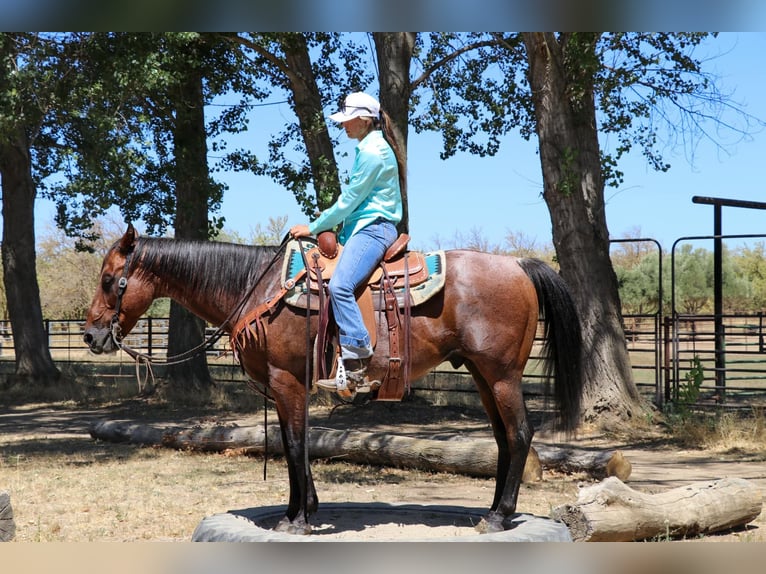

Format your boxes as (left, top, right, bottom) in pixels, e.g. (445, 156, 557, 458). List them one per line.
(1, 309, 764, 409)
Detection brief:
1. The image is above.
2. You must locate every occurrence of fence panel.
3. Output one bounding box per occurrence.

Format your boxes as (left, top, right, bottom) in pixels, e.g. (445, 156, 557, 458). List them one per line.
(671, 314, 766, 408)
(0, 313, 764, 409)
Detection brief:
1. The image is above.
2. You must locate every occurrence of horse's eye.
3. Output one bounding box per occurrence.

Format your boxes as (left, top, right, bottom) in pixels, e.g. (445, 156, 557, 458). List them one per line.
(101, 274, 115, 291)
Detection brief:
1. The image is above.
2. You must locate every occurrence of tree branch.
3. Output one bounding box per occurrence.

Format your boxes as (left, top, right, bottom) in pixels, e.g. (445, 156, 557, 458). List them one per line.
(219, 33, 296, 84)
(411, 38, 498, 91)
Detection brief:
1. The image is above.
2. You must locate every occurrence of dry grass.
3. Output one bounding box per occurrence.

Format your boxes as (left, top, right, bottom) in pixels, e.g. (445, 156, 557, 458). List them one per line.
(666, 407, 766, 453)
(2, 439, 289, 541)
(0, 398, 583, 542)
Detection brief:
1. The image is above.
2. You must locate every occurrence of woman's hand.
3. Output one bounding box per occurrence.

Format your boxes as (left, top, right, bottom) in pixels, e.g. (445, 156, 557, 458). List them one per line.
(289, 224, 311, 238)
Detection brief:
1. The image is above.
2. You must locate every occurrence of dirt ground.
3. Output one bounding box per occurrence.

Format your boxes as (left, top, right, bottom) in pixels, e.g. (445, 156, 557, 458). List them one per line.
(1, 397, 765, 542)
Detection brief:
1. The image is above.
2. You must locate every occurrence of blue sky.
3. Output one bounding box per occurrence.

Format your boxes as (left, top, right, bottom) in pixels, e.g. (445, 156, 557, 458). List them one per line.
(30, 32, 766, 253)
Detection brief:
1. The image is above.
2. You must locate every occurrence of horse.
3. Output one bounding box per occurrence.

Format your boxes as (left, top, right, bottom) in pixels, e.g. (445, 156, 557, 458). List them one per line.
(83, 224, 584, 535)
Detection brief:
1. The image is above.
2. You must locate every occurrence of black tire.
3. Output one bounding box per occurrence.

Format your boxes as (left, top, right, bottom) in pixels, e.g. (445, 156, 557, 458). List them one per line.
(191, 503, 572, 542)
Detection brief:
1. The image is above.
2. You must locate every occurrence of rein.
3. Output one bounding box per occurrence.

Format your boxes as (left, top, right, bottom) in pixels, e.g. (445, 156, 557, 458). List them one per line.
(108, 237, 290, 368)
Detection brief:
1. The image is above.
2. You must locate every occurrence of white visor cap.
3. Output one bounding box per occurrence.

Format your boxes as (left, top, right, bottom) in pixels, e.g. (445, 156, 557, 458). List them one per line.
(328, 92, 381, 123)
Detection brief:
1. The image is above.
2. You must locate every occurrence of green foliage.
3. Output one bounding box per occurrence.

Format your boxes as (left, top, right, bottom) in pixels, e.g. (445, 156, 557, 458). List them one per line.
(679, 355, 704, 407)
(412, 32, 758, 191)
(663, 355, 705, 423)
(10, 32, 755, 246)
(557, 146, 580, 197)
(674, 244, 713, 314)
(735, 242, 766, 310)
(223, 33, 371, 216)
(40, 33, 259, 241)
(615, 251, 663, 315)
(614, 241, 757, 316)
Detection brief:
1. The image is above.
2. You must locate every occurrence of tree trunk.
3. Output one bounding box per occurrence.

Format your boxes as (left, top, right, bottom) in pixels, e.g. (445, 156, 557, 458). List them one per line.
(165, 54, 212, 401)
(88, 419, 628, 482)
(551, 476, 763, 541)
(373, 32, 415, 234)
(282, 34, 340, 211)
(523, 33, 642, 425)
(0, 129, 60, 387)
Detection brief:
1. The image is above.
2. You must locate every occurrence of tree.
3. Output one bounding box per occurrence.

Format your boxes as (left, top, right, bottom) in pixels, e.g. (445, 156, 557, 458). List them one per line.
(615, 252, 663, 316)
(736, 242, 766, 310)
(672, 243, 749, 315)
(49, 33, 264, 399)
(0, 34, 61, 387)
(163, 34, 218, 400)
(223, 33, 372, 215)
(372, 32, 415, 233)
(521, 33, 641, 421)
(412, 32, 758, 424)
(35, 223, 112, 321)
(0, 32, 173, 391)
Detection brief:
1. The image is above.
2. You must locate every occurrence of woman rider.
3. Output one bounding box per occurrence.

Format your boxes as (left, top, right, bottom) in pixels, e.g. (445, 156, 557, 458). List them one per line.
(289, 92, 405, 392)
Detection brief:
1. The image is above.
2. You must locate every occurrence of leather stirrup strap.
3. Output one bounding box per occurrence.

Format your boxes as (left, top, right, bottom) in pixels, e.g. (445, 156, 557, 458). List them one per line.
(312, 251, 333, 382)
(402, 252, 411, 389)
(376, 264, 405, 400)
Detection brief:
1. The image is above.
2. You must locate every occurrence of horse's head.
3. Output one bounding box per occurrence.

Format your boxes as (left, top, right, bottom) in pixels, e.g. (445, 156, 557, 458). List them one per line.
(83, 224, 155, 354)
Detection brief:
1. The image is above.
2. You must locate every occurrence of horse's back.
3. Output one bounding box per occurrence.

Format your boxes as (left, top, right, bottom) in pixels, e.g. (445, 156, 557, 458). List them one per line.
(443, 250, 538, 307)
(432, 250, 540, 364)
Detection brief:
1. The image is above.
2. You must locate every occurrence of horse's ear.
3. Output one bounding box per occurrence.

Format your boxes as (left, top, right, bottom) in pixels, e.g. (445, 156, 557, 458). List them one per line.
(118, 222, 138, 254)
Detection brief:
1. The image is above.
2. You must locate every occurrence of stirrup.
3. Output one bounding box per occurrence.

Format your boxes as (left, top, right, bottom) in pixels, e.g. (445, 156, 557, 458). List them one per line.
(315, 358, 379, 396)
(316, 360, 346, 391)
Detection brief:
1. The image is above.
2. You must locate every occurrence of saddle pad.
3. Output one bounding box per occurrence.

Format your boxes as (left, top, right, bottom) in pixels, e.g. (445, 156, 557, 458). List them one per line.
(281, 239, 446, 310)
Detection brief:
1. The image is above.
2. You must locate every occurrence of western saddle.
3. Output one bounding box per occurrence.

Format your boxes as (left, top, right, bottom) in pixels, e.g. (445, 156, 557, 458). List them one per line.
(305, 231, 428, 400)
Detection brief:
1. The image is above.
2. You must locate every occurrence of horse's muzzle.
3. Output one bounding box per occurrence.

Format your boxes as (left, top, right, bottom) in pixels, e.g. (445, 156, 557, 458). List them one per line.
(83, 326, 118, 354)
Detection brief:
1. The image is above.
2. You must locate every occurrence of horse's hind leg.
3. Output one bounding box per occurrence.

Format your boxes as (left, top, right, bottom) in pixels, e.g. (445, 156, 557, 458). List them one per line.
(467, 362, 532, 534)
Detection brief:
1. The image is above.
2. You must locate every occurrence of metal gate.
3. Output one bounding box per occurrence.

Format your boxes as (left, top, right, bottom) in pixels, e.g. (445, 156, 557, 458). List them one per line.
(669, 233, 766, 409)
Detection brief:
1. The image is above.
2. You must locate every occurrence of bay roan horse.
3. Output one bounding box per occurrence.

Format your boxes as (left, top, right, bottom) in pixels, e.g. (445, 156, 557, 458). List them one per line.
(83, 224, 584, 535)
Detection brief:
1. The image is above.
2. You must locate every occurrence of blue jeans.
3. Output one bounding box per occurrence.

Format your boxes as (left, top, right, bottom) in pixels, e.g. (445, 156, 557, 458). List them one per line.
(328, 219, 398, 360)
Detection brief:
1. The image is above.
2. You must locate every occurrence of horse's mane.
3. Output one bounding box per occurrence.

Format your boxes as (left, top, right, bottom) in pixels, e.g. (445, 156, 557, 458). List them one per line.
(130, 237, 281, 300)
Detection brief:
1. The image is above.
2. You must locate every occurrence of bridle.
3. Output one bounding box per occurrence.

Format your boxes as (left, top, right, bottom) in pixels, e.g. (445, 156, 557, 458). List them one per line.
(108, 248, 133, 346)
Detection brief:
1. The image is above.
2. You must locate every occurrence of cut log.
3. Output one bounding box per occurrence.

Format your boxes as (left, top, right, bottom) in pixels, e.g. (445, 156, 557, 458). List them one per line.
(89, 420, 627, 481)
(89, 420, 502, 477)
(551, 476, 763, 541)
(0, 491, 15, 542)
(533, 444, 632, 481)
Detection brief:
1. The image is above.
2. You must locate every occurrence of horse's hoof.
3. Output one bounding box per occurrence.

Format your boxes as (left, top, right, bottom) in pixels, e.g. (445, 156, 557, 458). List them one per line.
(475, 515, 504, 534)
(273, 516, 312, 535)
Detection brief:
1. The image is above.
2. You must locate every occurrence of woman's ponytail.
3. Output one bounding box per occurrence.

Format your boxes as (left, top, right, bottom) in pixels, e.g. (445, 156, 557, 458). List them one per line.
(376, 110, 407, 195)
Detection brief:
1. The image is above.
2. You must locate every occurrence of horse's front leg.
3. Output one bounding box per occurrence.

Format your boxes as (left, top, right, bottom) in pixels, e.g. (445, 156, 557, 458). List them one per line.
(268, 367, 317, 535)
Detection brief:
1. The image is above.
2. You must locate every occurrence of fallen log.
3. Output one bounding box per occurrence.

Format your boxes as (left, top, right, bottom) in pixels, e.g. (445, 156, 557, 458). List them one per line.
(533, 444, 632, 481)
(551, 476, 763, 541)
(89, 420, 628, 481)
(0, 490, 15, 542)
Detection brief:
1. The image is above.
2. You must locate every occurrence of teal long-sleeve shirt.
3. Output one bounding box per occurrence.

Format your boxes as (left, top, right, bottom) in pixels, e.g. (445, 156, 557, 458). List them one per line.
(308, 130, 402, 244)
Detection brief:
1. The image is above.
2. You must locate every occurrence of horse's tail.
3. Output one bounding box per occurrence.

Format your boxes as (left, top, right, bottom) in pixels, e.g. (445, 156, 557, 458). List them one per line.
(518, 258, 584, 432)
